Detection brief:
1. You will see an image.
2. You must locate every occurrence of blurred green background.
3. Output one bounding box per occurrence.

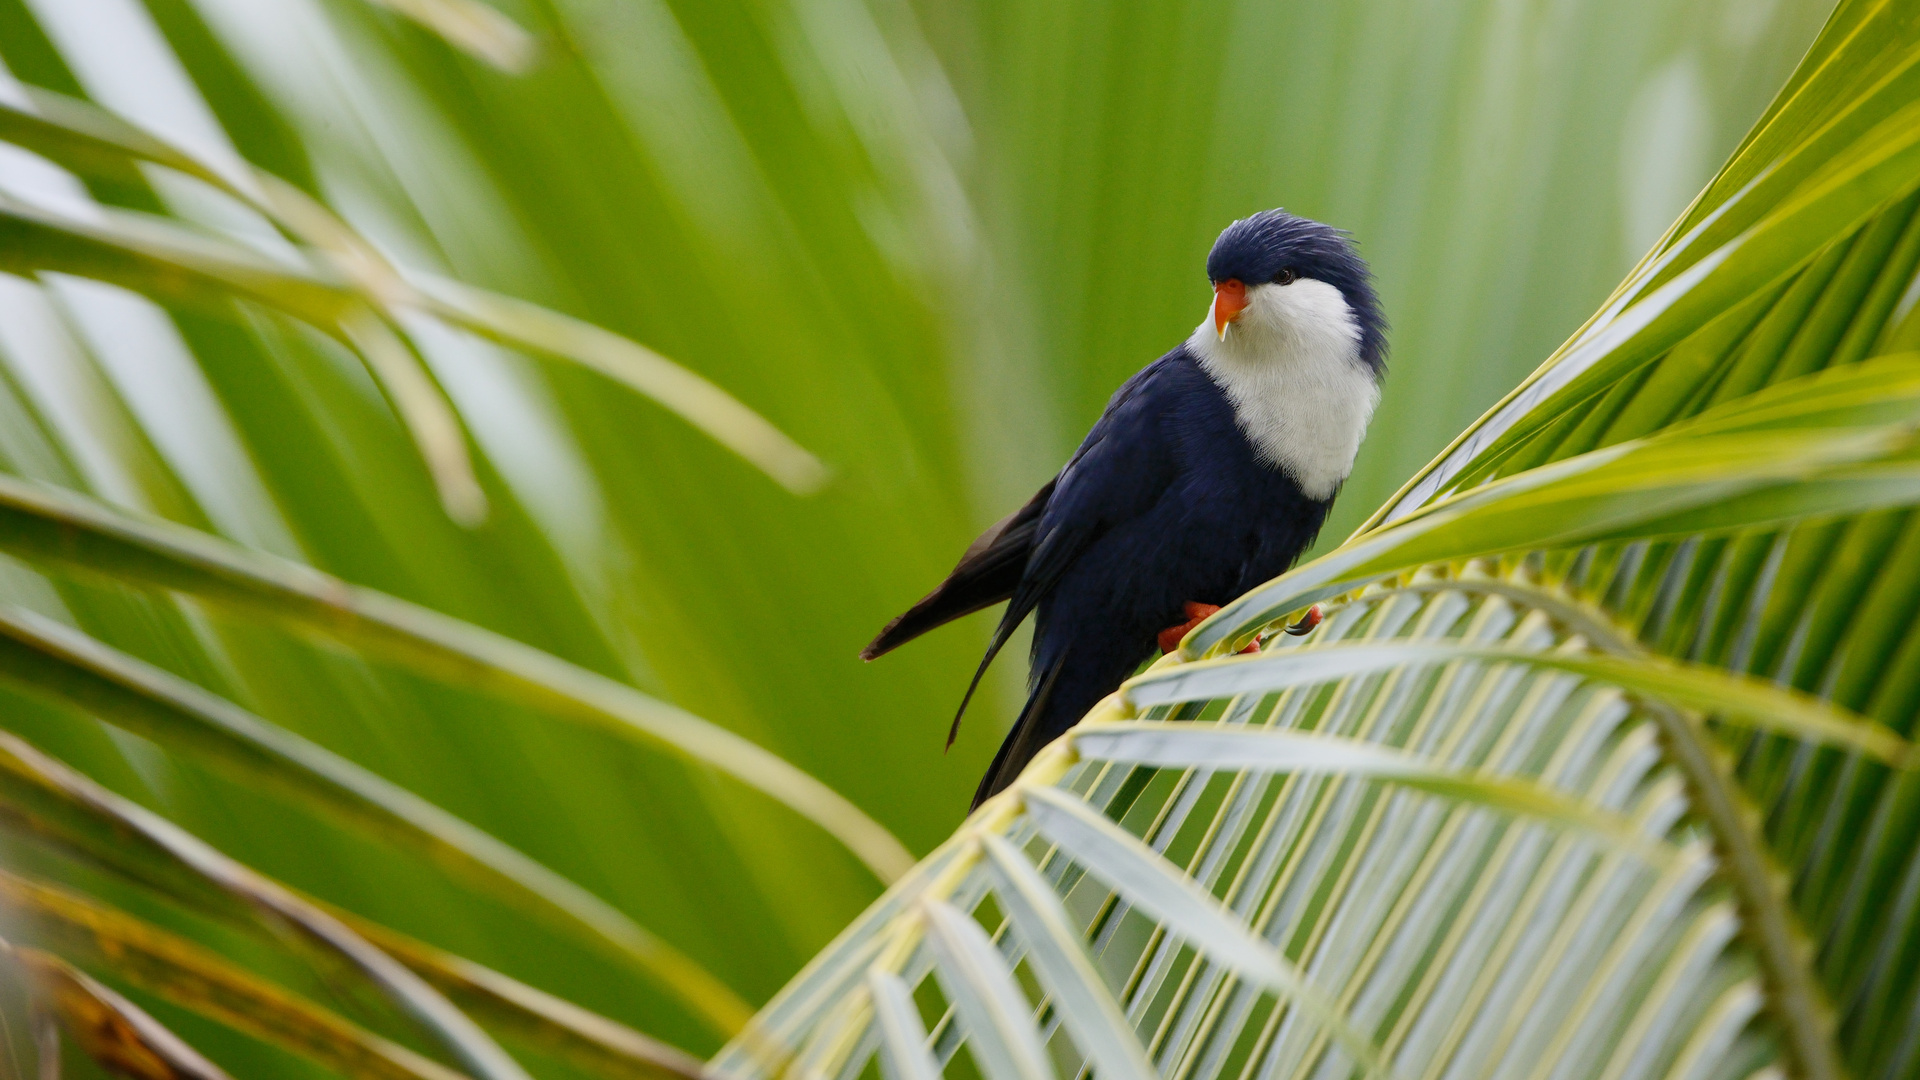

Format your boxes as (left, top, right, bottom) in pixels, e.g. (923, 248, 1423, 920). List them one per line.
(0, 0, 1835, 1066)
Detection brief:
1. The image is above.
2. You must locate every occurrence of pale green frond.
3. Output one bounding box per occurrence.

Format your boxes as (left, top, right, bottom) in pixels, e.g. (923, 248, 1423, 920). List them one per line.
(328, 916, 718, 1080)
(9, 857, 733, 1076)
(357, 0, 536, 73)
(1062, 723, 1667, 859)
(0, 193, 355, 325)
(1644, 352, 1920, 436)
(1630, 695, 1841, 1080)
(0, 870, 475, 1080)
(0, 474, 913, 883)
(0, 83, 829, 495)
(920, 895, 1057, 1080)
(868, 969, 943, 1080)
(1127, 643, 1908, 763)
(1192, 392, 1920, 656)
(716, 841, 968, 1073)
(0, 604, 752, 1035)
(1014, 785, 1392, 1073)
(3, 680, 680, 1077)
(3, 941, 235, 1080)
(719, 572, 1746, 1080)
(0, 187, 497, 518)
(339, 306, 488, 525)
(407, 274, 830, 494)
(0, 730, 532, 1080)
(980, 833, 1161, 1080)
(1373, 21, 1920, 525)
(0, 83, 241, 193)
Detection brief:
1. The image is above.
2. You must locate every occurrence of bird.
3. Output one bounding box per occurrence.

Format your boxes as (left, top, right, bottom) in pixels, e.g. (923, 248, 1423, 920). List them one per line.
(862, 209, 1387, 809)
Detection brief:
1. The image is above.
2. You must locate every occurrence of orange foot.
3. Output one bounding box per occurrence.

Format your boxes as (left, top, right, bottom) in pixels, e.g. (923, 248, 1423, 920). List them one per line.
(1158, 602, 1323, 655)
(1284, 604, 1324, 636)
(1157, 602, 1219, 654)
(1157, 602, 1263, 655)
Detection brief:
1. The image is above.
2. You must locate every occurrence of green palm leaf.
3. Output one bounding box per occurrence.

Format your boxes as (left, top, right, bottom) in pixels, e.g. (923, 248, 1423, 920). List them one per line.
(4, 941, 237, 1080)
(0, 870, 476, 1080)
(0, 0, 1872, 1077)
(355, 0, 534, 73)
(0, 84, 828, 497)
(0, 729, 532, 1080)
(717, 573, 1745, 1080)
(0, 603, 752, 1032)
(0, 869, 705, 1080)
(722, 8, 1920, 1080)
(0, 472, 911, 883)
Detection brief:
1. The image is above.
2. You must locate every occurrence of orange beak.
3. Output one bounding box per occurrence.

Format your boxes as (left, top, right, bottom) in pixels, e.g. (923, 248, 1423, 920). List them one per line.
(1212, 279, 1248, 339)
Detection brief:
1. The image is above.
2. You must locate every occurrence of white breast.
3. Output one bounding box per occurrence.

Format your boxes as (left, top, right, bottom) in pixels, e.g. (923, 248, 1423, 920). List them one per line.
(1186, 278, 1379, 501)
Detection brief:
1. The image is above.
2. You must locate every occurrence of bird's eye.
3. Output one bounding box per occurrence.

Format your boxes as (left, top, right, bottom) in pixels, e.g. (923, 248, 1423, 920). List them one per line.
(1273, 268, 1297, 286)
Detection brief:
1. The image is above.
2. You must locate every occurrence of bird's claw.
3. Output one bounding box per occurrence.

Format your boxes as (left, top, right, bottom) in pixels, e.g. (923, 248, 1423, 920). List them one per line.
(1284, 604, 1323, 636)
(1157, 602, 1220, 654)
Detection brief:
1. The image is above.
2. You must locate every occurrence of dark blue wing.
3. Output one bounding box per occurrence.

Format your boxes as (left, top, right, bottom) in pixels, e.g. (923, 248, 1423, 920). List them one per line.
(942, 355, 1186, 741)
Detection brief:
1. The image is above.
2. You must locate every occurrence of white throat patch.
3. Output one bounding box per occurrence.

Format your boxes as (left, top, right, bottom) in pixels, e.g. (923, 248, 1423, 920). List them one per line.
(1186, 278, 1379, 500)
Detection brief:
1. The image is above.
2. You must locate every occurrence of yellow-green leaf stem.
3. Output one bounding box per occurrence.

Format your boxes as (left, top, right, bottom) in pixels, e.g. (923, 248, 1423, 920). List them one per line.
(1637, 702, 1843, 1080)
(1128, 642, 1909, 764)
(339, 307, 489, 525)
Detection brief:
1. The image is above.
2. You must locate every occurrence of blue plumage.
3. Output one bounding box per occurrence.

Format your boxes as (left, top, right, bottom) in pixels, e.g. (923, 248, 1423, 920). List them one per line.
(1208, 213, 1387, 374)
(863, 210, 1386, 808)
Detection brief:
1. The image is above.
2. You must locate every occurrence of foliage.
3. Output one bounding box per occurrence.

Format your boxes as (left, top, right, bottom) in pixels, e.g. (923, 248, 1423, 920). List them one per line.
(720, 7, 1920, 1080)
(0, 0, 1864, 1078)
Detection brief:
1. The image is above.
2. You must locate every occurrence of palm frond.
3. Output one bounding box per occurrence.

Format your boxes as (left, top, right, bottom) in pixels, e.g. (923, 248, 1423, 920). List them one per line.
(0, 0, 1862, 1077)
(729, 8, 1920, 1080)
(0, 729, 532, 1080)
(0, 867, 710, 1080)
(0, 870, 476, 1080)
(0, 603, 752, 1031)
(717, 573, 1730, 1080)
(4, 941, 236, 1080)
(355, 0, 535, 72)
(0, 473, 911, 883)
(0, 84, 828, 497)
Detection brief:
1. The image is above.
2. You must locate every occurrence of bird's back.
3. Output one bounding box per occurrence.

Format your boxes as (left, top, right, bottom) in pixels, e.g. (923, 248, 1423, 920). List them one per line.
(971, 348, 1332, 803)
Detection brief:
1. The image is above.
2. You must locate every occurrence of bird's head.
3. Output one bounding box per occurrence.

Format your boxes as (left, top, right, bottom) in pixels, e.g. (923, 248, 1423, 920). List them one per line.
(1196, 209, 1386, 377)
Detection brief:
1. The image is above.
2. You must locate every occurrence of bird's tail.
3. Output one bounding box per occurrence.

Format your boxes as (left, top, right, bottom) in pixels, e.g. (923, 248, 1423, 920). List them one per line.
(969, 655, 1069, 809)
